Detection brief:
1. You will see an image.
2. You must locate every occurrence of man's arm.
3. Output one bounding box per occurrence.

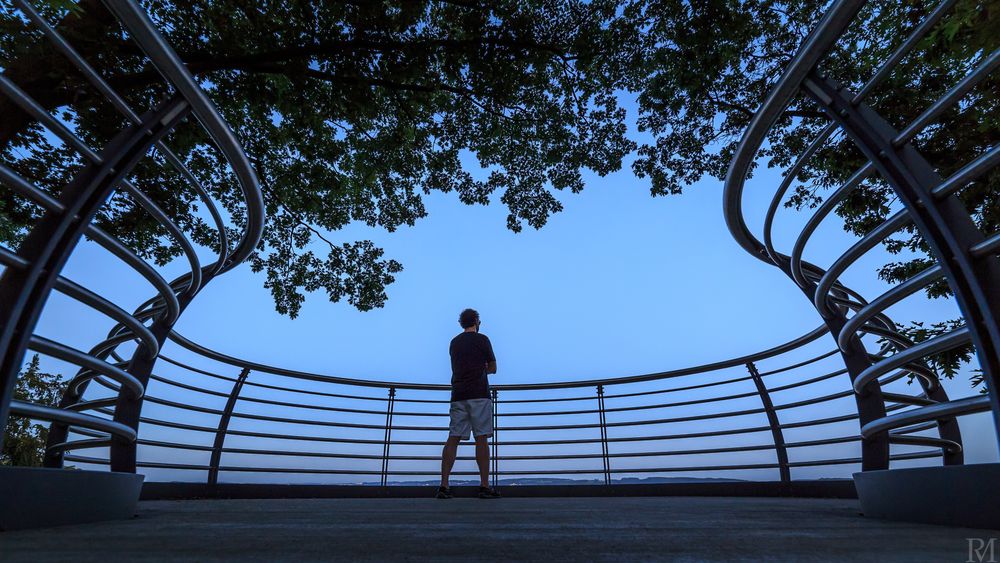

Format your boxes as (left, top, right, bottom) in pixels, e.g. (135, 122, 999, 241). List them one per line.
(483, 335, 497, 375)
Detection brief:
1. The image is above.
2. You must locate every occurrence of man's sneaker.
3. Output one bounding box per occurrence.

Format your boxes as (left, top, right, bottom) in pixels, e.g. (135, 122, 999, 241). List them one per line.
(435, 486, 453, 499)
(478, 486, 501, 499)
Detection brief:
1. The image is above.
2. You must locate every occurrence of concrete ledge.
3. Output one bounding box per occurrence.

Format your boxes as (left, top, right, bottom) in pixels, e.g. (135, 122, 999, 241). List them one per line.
(854, 463, 1000, 529)
(0, 466, 144, 531)
(141, 479, 857, 500)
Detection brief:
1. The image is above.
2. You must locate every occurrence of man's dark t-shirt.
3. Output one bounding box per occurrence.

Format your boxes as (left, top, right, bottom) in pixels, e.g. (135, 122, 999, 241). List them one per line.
(449, 332, 496, 401)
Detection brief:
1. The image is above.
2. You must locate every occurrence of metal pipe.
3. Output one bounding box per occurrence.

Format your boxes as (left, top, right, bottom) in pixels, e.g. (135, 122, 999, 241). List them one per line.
(837, 265, 945, 351)
(747, 362, 790, 483)
(860, 396, 991, 438)
(853, 328, 971, 394)
(208, 368, 250, 487)
(380, 387, 396, 487)
(9, 400, 136, 441)
(103, 0, 264, 269)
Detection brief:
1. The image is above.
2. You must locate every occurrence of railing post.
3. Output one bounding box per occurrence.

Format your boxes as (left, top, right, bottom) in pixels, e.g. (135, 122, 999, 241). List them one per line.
(491, 388, 499, 489)
(597, 384, 611, 486)
(746, 362, 790, 484)
(208, 367, 250, 488)
(380, 387, 396, 487)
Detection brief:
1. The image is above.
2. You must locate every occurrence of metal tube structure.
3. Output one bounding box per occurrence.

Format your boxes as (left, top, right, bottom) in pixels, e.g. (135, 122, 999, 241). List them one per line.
(208, 369, 251, 488)
(802, 73, 1000, 439)
(0, 95, 191, 450)
(0, 0, 263, 473)
(380, 387, 396, 487)
(746, 362, 789, 483)
(723, 0, 996, 469)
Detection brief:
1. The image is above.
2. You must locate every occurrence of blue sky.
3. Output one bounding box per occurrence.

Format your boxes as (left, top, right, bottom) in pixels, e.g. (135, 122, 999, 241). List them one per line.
(29, 92, 998, 484)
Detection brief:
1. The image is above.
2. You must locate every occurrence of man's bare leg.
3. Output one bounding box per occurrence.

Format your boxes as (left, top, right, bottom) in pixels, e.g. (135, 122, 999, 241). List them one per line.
(475, 434, 491, 488)
(440, 435, 461, 487)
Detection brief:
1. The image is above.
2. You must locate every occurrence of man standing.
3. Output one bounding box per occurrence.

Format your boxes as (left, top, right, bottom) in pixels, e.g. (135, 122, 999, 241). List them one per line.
(437, 308, 501, 499)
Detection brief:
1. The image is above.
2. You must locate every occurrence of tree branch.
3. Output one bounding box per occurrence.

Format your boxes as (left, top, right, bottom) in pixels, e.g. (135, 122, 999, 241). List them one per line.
(117, 36, 569, 71)
(705, 92, 825, 119)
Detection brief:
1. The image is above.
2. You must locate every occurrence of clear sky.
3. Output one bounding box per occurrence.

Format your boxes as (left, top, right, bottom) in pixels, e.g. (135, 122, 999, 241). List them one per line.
(31, 93, 998, 484)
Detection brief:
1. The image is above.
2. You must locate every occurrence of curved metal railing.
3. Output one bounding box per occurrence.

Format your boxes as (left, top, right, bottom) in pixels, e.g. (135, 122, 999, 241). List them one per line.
(0, 0, 263, 472)
(57, 325, 948, 486)
(724, 0, 999, 470)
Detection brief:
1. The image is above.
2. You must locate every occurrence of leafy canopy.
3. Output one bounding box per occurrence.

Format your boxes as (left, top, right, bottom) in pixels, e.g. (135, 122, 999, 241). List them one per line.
(2, 0, 642, 317)
(0, 0, 996, 341)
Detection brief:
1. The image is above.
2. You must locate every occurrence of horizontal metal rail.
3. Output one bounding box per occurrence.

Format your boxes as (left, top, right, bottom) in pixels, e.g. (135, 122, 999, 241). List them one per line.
(64, 451, 940, 476)
(10, 401, 136, 441)
(164, 324, 830, 391)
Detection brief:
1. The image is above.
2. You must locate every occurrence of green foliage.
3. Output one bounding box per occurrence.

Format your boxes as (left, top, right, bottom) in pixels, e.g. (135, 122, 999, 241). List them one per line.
(884, 319, 974, 380)
(0, 1, 996, 397)
(1, 355, 63, 467)
(1, 0, 640, 318)
(631, 0, 997, 388)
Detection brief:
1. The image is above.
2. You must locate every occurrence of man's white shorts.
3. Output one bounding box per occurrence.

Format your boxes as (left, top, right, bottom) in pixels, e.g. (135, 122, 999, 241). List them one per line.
(448, 398, 493, 439)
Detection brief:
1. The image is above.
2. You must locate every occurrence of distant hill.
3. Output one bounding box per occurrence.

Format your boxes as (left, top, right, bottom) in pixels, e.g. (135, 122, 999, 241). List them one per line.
(369, 476, 747, 486)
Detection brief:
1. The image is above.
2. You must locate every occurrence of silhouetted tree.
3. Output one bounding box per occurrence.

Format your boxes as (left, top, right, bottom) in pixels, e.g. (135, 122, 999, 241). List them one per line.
(1, 355, 63, 466)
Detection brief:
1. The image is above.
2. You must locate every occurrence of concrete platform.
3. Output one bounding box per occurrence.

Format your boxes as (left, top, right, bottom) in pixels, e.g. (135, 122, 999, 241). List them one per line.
(0, 497, 996, 561)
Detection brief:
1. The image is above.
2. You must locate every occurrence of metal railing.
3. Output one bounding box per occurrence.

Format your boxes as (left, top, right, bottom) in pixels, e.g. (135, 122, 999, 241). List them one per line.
(56, 324, 949, 485)
(0, 0, 263, 472)
(724, 0, 1000, 470)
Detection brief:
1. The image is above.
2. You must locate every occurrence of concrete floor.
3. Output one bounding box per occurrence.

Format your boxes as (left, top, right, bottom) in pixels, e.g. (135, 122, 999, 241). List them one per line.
(0, 497, 996, 562)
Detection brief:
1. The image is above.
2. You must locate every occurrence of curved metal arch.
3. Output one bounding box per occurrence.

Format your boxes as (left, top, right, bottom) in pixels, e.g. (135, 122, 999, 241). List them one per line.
(724, 0, 998, 470)
(0, 0, 263, 472)
(10, 0, 232, 271)
(0, 94, 191, 447)
(801, 71, 1000, 438)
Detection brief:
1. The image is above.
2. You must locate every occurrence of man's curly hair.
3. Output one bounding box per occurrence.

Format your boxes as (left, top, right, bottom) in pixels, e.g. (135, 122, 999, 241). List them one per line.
(458, 308, 479, 329)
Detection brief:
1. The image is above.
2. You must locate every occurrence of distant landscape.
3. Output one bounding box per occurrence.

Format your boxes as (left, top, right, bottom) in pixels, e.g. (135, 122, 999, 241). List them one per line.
(368, 477, 748, 487)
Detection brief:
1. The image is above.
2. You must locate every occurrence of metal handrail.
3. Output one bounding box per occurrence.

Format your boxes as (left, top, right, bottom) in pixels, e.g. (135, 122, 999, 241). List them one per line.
(47, 321, 936, 485)
(63, 451, 942, 478)
(164, 325, 831, 391)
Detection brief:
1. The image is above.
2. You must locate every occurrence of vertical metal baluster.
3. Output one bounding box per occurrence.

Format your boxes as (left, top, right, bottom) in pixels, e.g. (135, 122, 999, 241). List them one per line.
(491, 388, 499, 489)
(380, 387, 396, 487)
(208, 368, 250, 489)
(597, 385, 611, 486)
(746, 362, 791, 484)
